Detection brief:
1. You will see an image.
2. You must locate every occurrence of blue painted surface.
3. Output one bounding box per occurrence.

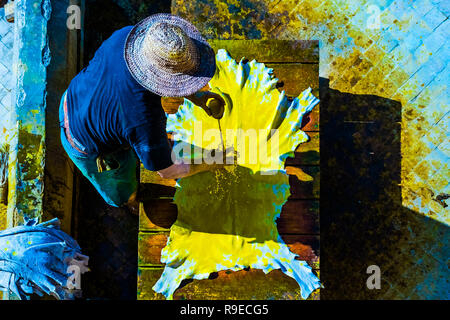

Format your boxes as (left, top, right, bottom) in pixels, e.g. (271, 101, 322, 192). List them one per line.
(7, 0, 50, 223)
(0, 9, 14, 145)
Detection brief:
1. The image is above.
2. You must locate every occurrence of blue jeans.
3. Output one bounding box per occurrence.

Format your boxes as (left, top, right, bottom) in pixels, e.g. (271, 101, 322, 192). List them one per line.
(59, 92, 138, 207)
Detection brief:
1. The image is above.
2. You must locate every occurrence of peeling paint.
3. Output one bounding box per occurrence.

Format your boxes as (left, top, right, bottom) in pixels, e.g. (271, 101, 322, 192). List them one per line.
(7, 0, 50, 227)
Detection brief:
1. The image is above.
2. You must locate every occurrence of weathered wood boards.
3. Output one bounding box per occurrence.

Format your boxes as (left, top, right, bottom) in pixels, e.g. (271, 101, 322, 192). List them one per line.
(139, 200, 319, 234)
(138, 233, 319, 267)
(138, 266, 320, 300)
(138, 40, 319, 299)
(206, 40, 319, 63)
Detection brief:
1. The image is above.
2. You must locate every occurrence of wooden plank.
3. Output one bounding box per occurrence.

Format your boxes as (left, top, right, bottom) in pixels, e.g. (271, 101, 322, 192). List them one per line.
(277, 200, 319, 234)
(138, 232, 168, 266)
(266, 63, 319, 95)
(138, 182, 176, 200)
(138, 232, 318, 267)
(286, 132, 320, 165)
(140, 197, 319, 233)
(282, 234, 320, 269)
(208, 40, 319, 63)
(138, 267, 319, 300)
(286, 166, 320, 199)
(139, 200, 177, 231)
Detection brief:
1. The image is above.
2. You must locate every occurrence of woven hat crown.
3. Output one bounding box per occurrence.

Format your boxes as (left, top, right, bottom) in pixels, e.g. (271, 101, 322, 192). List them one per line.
(124, 13, 216, 97)
(143, 22, 199, 74)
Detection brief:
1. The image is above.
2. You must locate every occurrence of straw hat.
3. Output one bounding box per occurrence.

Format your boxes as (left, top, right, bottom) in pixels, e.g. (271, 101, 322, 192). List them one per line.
(124, 13, 216, 97)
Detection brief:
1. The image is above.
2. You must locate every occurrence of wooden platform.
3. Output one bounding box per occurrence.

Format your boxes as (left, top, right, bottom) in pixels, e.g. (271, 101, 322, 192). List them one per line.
(138, 40, 319, 300)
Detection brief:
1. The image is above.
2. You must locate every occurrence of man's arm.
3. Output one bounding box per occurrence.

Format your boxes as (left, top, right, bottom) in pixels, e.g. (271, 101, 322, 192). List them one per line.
(157, 162, 221, 179)
(157, 91, 227, 179)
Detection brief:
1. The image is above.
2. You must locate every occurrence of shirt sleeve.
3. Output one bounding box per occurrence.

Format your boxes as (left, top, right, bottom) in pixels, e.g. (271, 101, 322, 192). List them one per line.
(126, 114, 174, 172)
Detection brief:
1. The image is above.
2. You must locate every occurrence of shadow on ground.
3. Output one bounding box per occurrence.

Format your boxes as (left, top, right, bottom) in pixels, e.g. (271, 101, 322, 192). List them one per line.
(319, 77, 448, 299)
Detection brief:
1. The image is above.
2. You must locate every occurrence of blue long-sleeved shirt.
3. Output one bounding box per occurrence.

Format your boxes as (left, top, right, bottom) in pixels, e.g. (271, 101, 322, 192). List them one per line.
(65, 26, 173, 171)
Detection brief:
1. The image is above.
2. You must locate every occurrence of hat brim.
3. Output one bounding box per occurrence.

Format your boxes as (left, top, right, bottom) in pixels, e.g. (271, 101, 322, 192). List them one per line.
(124, 13, 216, 97)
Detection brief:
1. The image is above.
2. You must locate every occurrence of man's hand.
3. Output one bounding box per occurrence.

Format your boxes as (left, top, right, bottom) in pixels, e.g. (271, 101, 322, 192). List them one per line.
(157, 147, 237, 180)
(186, 91, 225, 119)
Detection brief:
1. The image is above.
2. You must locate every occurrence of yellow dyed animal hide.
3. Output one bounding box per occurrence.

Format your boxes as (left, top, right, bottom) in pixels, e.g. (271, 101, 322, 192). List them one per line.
(154, 49, 320, 299)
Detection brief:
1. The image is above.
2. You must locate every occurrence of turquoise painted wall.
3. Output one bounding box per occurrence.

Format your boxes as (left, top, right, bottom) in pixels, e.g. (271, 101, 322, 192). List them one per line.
(0, 8, 13, 146)
(6, 0, 50, 227)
